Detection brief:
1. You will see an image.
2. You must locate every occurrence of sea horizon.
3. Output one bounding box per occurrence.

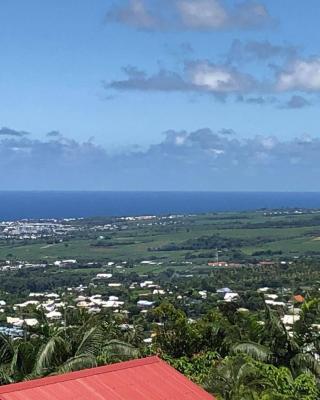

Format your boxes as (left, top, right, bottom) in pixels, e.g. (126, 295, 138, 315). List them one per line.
(0, 191, 320, 221)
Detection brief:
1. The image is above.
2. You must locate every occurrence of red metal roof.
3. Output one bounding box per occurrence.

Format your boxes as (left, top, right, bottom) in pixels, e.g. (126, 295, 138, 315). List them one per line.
(293, 294, 305, 303)
(0, 356, 215, 400)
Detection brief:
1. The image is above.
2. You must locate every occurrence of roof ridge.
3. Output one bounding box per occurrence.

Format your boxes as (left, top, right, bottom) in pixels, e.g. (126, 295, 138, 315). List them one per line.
(0, 356, 161, 394)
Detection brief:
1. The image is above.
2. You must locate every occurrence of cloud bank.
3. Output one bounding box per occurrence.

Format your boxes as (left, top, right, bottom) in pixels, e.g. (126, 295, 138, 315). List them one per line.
(104, 53, 320, 101)
(107, 0, 273, 31)
(0, 127, 30, 137)
(1, 128, 320, 191)
(103, 61, 257, 96)
(226, 39, 298, 63)
(102, 24, 320, 105)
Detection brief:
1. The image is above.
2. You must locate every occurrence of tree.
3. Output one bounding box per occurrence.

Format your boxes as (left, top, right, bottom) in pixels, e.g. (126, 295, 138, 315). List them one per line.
(205, 355, 319, 400)
(205, 355, 272, 400)
(152, 302, 201, 358)
(0, 309, 139, 383)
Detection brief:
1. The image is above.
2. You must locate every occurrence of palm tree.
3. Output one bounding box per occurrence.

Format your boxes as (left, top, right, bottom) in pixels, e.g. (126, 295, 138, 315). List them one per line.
(204, 355, 272, 400)
(231, 306, 320, 379)
(32, 313, 139, 377)
(205, 355, 319, 400)
(0, 309, 139, 383)
(122, 324, 144, 348)
(32, 326, 101, 376)
(0, 333, 39, 384)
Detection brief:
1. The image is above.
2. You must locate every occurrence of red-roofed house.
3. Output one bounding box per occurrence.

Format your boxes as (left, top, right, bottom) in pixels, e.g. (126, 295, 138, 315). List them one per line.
(0, 356, 215, 400)
(293, 294, 305, 303)
(208, 261, 229, 267)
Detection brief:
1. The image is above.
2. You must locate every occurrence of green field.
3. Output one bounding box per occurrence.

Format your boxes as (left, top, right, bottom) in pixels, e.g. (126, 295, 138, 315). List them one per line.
(2, 210, 320, 262)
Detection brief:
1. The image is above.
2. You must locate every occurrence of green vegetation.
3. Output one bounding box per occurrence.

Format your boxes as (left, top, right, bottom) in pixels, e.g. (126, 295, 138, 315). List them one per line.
(0, 309, 139, 383)
(1, 209, 320, 398)
(1, 300, 320, 399)
(1, 210, 320, 263)
(153, 301, 320, 399)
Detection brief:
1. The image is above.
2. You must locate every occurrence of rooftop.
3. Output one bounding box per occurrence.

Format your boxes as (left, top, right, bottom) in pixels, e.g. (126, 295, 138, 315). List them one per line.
(0, 356, 215, 400)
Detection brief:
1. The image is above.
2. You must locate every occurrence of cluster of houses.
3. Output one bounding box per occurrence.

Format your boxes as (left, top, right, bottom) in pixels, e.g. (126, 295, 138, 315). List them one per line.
(0, 261, 47, 271)
(214, 286, 310, 329)
(0, 220, 77, 240)
(0, 273, 168, 337)
(208, 260, 292, 268)
(0, 214, 188, 245)
(0, 249, 314, 343)
(0, 266, 312, 340)
(256, 287, 308, 332)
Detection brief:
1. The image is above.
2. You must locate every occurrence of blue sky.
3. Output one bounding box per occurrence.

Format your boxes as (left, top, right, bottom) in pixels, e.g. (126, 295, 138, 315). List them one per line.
(1, 0, 320, 190)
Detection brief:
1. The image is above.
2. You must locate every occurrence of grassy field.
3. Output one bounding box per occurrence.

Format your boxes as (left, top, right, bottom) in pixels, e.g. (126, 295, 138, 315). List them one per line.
(2, 210, 320, 262)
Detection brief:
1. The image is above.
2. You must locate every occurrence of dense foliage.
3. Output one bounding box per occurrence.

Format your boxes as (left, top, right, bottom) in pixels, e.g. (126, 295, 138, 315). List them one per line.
(151, 301, 320, 399)
(1, 299, 320, 399)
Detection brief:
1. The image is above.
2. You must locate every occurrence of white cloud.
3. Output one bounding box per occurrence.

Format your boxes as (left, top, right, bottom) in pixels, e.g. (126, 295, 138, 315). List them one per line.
(190, 63, 236, 91)
(107, 0, 272, 31)
(188, 62, 253, 92)
(277, 59, 320, 91)
(107, 0, 156, 29)
(129, 0, 155, 27)
(106, 61, 255, 95)
(175, 135, 186, 145)
(261, 137, 276, 150)
(176, 0, 228, 29)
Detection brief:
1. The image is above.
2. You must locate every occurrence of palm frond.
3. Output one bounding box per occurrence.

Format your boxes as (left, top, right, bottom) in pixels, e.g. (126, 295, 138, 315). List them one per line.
(290, 353, 320, 377)
(103, 340, 139, 359)
(0, 367, 14, 385)
(232, 342, 272, 362)
(0, 333, 15, 364)
(33, 335, 68, 376)
(75, 327, 104, 357)
(56, 355, 97, 374)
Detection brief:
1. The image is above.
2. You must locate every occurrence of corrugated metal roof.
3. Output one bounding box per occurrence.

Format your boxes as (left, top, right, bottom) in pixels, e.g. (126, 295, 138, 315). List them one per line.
(0, 356, 215, 400)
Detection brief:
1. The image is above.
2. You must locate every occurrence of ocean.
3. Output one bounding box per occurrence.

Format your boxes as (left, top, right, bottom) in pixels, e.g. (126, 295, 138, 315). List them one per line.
(0, 191, 320, 221)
